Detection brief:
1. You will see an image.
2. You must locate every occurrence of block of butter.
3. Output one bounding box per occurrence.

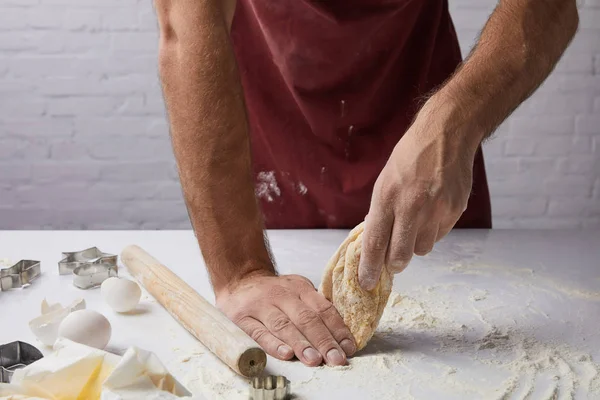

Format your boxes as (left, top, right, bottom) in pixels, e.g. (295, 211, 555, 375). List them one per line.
(0, 338, 200, 399)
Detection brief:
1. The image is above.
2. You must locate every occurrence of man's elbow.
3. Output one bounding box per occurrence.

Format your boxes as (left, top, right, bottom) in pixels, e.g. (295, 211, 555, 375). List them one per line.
(154, 0, 179, 76)
(154, 0, 177, 46)
(154, 0, 231, 70)
(550, 0, 579, 46)
(562, 0, 579, 42)
(532, 0, 579, 74)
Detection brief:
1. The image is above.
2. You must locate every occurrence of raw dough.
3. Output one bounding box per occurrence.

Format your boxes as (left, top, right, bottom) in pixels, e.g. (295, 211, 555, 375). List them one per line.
(319, 222, 393, 351)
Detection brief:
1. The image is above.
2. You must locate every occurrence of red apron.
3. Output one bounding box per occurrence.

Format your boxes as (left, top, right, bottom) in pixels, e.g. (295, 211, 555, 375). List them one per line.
(231, 0, 492, 229)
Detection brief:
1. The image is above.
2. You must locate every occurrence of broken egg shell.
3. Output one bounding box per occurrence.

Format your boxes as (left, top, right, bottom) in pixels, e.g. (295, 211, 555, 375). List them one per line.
(29, 308, 70, 346)
(101, 277, 142, 313)
(58, 309, 111, 350)
(41, 298, 63, 315)
(29, 298, 86, 347)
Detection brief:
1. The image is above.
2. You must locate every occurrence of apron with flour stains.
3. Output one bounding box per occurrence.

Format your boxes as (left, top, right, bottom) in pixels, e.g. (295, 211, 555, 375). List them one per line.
(230, 0, 492, 229)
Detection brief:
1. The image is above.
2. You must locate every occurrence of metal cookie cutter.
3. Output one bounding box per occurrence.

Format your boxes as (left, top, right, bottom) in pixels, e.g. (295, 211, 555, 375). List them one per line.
(58, 247, 118, 289)
(249, 375, 291, 400)
(0, 341, 43, 383)
(0, 260, 41, 291)
(72, 261, 118, 289)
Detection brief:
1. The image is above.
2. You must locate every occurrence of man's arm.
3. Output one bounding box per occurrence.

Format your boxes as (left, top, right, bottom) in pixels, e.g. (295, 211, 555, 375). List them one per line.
(359, 0, 579, 289)
(441, 0, 579, 145)
(156, 0, 272, 293)
(155, 0, 355, 366)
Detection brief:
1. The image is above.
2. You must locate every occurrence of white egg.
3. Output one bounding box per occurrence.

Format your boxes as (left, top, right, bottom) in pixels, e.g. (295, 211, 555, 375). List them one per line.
(101, 277, 142, 313)
(58, 309, 111, 349)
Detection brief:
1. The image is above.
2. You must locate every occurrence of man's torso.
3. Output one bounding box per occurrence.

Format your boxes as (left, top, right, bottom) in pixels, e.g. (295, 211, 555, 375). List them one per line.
(230, 0, 492, 229)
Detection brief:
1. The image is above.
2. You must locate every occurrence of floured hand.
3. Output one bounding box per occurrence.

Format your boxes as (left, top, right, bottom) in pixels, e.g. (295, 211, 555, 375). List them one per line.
(359, 100, 478, 290)
(216, 272, 356, 366)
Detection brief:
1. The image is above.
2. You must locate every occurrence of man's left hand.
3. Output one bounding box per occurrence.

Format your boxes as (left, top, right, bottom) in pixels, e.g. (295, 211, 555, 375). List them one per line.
(358, 100, 481, 290)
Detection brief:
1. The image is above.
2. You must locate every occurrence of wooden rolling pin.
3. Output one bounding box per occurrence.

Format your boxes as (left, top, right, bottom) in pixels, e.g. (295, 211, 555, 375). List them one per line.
(120, 245, 267, 377)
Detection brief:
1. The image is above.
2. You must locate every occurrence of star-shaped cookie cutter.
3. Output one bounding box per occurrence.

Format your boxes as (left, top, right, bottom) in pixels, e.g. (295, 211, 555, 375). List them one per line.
(0, 260, 41, 291)
(58, 247, 118, 289)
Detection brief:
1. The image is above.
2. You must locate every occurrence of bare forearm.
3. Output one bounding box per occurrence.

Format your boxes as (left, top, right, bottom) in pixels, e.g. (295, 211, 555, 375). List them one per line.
(426, 0, 579, 147)
(156, 0, 274, 292)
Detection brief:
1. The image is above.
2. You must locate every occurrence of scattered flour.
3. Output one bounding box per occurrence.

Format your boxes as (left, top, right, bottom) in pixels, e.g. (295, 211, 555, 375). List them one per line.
(344, 125, 354, 159)
(388, 292, 403, 306)
(297, 182, 308, 195)
(469, 289, 489, 302)
(0, 258, 12, 267)
(183, 362, 247, 400)
(449, 262, 600, 302)
(255, 171, 281, 202)
(276, 171, 308, 196)
(175, 259, 600, 400)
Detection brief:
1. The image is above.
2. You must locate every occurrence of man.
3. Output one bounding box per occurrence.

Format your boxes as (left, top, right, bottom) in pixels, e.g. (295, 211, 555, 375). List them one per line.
(155, 0, 578, 367)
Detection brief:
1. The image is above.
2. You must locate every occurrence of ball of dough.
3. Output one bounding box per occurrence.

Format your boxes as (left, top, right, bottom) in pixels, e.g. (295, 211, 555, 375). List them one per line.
(58, 309, 111, 350)
(319, 222, 393, 351)
(101, 277, 142, 313)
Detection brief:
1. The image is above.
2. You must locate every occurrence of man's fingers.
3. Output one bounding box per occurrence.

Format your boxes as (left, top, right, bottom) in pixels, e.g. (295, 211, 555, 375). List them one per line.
(359, 208, 393, 291)
(385, 215, 418, 273)
(236, 316, 294, 361)
(257, 307, 322, 366)
(278, 298, 347, 366)
(300, 289, 356, 356)
(414, 223, 439, 256)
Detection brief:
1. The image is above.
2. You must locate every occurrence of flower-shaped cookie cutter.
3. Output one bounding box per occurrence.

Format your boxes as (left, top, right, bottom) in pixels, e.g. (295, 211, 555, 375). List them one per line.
(249, 375, 291, 400)
(58, 247, 118, 289)
(0, 260, 41, 291)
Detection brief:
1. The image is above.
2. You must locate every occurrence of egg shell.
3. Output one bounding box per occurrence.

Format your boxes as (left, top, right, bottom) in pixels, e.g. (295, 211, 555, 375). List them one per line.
(101, 277, 142, 313)
(58, 309, 111, 349)
(29, 298, 87, 347)
(41, 299, 63, 315)
(29, 308, 70, 346)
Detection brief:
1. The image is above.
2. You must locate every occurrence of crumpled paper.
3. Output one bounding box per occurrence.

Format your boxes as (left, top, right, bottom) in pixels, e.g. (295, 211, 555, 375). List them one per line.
(0, 338, 198, 400)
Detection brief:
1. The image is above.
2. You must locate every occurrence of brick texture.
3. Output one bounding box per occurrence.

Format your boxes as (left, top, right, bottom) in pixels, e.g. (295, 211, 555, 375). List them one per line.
(0, 0, 599, 229)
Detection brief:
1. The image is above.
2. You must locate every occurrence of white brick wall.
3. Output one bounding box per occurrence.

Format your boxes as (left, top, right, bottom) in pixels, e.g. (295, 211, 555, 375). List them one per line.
(0, 0, 598, 229)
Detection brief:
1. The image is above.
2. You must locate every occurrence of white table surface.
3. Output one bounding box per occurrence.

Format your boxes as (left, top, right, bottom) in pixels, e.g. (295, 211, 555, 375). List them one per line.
(1, 229, 599, 399)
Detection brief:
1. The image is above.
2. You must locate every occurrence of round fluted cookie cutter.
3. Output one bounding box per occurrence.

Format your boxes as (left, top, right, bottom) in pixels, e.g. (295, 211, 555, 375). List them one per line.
(249, 375, 290, 400)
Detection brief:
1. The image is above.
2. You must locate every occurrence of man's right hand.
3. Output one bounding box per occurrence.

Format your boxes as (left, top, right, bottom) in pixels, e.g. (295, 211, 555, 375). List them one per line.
(215, 272, 356, 366)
